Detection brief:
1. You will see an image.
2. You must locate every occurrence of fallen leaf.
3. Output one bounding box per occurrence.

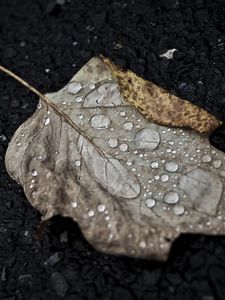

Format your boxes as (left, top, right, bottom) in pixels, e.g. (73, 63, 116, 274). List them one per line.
(3, 57, 225, 260)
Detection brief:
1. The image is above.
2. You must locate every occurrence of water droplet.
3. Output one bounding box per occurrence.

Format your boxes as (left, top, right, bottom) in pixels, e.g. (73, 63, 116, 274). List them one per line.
(67, 81, 82, 94)
(161, 174, 169, 182)
(71, 201, 77, 208)
(173, 205, 185, 216)
(37, 155, 42, 160)
(44, 117, 50, 126)
(31, 170, 38, 177)
(165, 161, 178, 172)
(90, 114, 111, 129)
(150, 161, 159, 168)
(139, 241, 146, 248)
(16, 142, 21, 147)
(123, 122, 133, 131)
(37, 103, 42, 109)
(135, 128, 160, 150)
(154, 175, 160, 180)
(108, 138, 118, 148)
(213, 160, 221, 168)
(168, 140, 174, 145)
(119, 143, 128, 152)
(89, 83, 95, 89)
(163, 191, 179, 204)
(97, 204, 105, 212)
(88, 210, 94, 217)
(201, 154, 211, 163)
(145, 198, 156, 208)
(120, 111, 126, 117)
(75, 96, 83, 103)
(75, 160, 81, 166)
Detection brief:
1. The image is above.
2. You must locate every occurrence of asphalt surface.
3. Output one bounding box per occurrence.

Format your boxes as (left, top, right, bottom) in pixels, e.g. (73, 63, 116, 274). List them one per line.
(1, 0, 225, 299)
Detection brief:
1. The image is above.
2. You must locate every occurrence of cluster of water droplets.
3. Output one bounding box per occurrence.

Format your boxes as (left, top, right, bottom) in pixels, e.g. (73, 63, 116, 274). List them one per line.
(60, 76, 225, 222)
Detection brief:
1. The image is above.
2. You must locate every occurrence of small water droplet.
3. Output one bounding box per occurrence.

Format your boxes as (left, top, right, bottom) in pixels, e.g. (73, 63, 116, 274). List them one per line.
(31, 170, 38, 177)
(126, 160, 133, 166)
(139, 241, 146, 248)
(37, 103, 42, 109)
(16, 142, 21, 147)
(97, 204, 105, 212)
(75, 160, 81, 166)
(161, 174, 169, 182)
(201, 154, 211, 163)
(163, 191, 179, 204)
(75, 96, 83, 103)
(168, 140, 174, 145)
(123, 122, 134, 131)
(165, 161, 178, 172)
(89, 83, 95, 89)
(145, 198, 156, 208)
(88, 210, 94, 217)
(173, 205, 185, 215)
(108, 138, 118, 148)
(67, 81, 82, 94)
(150, 161, 159, 168)
(44, 117, 50, 126)
(71, 201, 77, 208)
(120, 111, 126, 117)
(37, 155, 42, 160)
(90, 114, 111, 129)
(119, 143, 128, 152)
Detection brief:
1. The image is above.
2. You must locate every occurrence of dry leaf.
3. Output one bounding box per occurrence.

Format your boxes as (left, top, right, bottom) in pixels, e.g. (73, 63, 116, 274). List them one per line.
(103, 56, 221, 133)
(3, 57, 225, 260)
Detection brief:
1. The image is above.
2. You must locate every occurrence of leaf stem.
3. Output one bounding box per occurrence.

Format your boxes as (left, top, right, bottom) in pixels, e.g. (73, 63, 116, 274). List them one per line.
(0, 65, 103, 154)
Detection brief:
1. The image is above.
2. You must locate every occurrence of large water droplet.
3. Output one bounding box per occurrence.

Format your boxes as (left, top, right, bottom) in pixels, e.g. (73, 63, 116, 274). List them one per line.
(213, 160, 221, 169)
(165, 161, 178, 172)
(90, 114, 111, 129)
(67, 81, 82, 94)
(123, 122, 134, 131)
(145, 198, 156, 208)
(119, 143, 128, 152)
(163, 191, 179, 204)
(201, 154, 211, 163)
(135, 128, 160, 150)
(108, 138, 118, 148)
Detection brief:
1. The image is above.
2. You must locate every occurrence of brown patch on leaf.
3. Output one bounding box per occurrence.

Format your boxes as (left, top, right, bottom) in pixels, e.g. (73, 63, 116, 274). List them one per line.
(102, 56, 222, 134)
